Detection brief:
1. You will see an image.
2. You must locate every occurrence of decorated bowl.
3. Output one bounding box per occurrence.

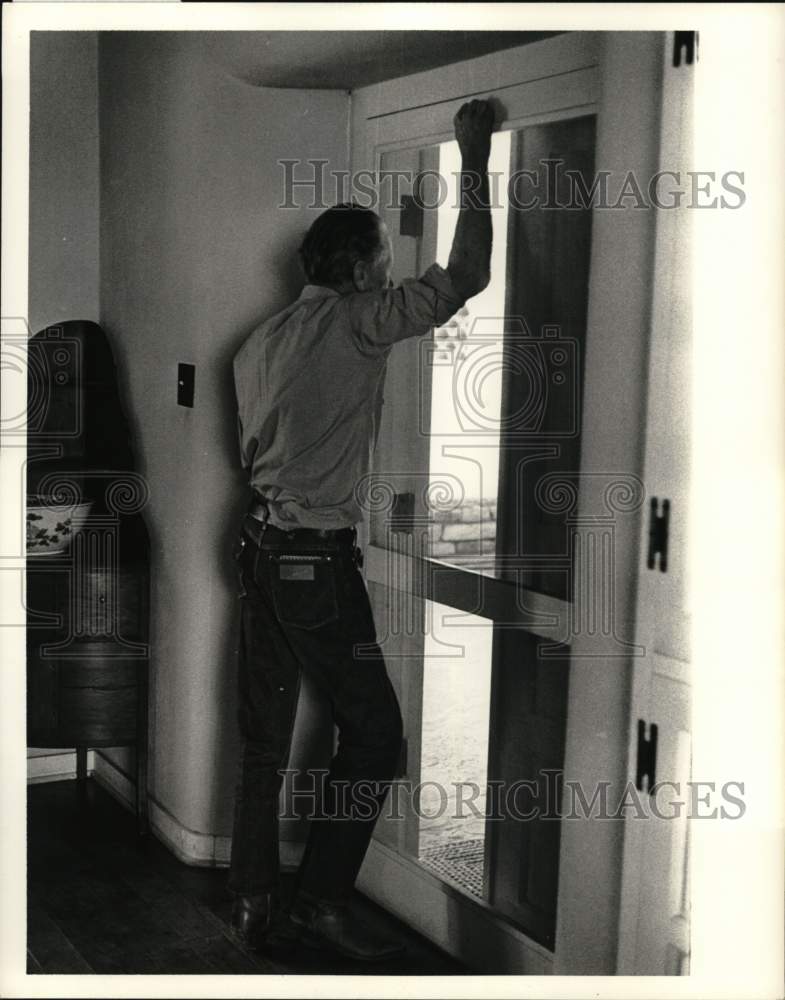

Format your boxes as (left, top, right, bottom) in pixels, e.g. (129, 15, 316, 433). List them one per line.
(26, 496, 93, 556)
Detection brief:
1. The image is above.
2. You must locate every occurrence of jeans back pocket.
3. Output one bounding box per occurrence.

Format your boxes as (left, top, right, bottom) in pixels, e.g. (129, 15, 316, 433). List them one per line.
(268, 552, 340, 630)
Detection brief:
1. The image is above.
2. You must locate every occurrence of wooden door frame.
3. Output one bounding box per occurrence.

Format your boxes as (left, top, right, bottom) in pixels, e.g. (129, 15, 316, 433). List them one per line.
(350, 31, 665, 975)
(551, 31, 665, 975)
(616, 30, 693, 974)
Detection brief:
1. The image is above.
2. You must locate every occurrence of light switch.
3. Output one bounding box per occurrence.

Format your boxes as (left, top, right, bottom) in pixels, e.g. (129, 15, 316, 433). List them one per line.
(177, 363, 195, 407)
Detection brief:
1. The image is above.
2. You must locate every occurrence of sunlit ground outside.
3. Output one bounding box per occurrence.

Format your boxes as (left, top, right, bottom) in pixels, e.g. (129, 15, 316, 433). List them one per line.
(418, 600, 492, 898)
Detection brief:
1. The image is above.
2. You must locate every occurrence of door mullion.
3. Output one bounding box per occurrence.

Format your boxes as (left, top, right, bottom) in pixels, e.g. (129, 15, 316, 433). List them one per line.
(366, 544, 571, 642)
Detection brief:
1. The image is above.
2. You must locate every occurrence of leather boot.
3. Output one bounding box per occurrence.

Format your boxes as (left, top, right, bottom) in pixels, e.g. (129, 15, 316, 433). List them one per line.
(288, 893, 405, 962)
(230, 892, 279, 951)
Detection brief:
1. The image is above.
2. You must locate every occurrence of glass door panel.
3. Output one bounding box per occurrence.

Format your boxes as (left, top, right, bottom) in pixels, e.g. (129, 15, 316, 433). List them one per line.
(485, 630, 571, 949)
(418, 599, 493, 898)
(371, 116, 596, 597)
(497, 115, 596, 600)
(426, 132, 510, 577)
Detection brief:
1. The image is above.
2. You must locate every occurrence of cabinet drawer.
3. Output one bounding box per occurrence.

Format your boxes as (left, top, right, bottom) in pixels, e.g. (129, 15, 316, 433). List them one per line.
(73, 568, 145, 638)
(27, 564, 146, 639)
(58, 685, 138, 744)
(59, 660, 140, 688)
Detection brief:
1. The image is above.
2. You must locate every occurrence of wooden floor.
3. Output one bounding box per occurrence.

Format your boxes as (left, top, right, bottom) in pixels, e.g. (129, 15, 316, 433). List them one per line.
(27, 778, 467, 976)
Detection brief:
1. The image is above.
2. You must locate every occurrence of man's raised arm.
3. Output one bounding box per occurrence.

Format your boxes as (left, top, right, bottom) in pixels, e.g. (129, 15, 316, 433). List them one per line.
(344, 98, 496, 353)
(446, 99, 495, 301)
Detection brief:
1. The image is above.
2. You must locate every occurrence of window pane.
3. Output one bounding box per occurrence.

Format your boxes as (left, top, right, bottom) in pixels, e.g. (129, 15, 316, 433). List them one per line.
(425, 132, 510, 578)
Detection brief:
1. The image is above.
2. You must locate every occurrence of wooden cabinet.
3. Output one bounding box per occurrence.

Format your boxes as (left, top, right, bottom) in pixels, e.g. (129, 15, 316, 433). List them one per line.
(26, 512, 150, 832)
(26, 321, 150, 834)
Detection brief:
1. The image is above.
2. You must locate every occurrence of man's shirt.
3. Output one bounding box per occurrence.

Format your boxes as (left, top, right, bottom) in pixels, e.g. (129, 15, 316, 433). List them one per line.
(233, 263, 465, 529)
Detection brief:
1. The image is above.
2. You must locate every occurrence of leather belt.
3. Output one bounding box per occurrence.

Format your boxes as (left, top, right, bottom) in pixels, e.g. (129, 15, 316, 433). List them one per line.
(245, 495, 357, 550)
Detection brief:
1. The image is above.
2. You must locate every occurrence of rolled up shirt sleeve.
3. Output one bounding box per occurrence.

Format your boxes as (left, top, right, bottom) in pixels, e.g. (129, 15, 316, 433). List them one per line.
(347, 263, 466, 354)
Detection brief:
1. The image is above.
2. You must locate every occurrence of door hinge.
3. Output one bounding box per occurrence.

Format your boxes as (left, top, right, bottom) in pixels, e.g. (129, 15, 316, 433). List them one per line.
(673, 31, 698, 67)
(647, 497, 670, 572)
(635, 719, 658, 793)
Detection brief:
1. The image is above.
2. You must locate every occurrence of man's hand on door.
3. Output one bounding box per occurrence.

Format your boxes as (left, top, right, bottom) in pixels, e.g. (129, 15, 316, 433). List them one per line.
(453, 99, 496, 162)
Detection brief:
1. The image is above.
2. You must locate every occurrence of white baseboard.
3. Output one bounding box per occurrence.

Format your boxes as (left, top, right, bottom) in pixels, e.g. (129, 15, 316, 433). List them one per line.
(27, 749, 95, 784)
(92, 753, 307, 870)
(28, 749, 306, 873)
(91, 752, 234, 866)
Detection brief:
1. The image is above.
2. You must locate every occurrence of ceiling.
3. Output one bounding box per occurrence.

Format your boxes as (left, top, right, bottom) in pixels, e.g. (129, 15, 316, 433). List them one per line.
(184, 30, 563, 90)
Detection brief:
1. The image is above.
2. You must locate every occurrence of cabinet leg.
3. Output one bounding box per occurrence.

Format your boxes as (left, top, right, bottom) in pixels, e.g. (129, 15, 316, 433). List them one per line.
(136, 661, 150, 837)
(136, 744, 149, 837)
(76, 746, 88, 782)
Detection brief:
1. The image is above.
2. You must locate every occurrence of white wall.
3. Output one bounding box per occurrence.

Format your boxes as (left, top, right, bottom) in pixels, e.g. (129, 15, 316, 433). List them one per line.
(28, 31, 99, 334)
(98, 32, 349, 840)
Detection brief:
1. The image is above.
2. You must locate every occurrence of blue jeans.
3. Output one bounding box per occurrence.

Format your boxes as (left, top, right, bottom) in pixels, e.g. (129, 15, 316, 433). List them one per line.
(227, 514, 402, 902)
